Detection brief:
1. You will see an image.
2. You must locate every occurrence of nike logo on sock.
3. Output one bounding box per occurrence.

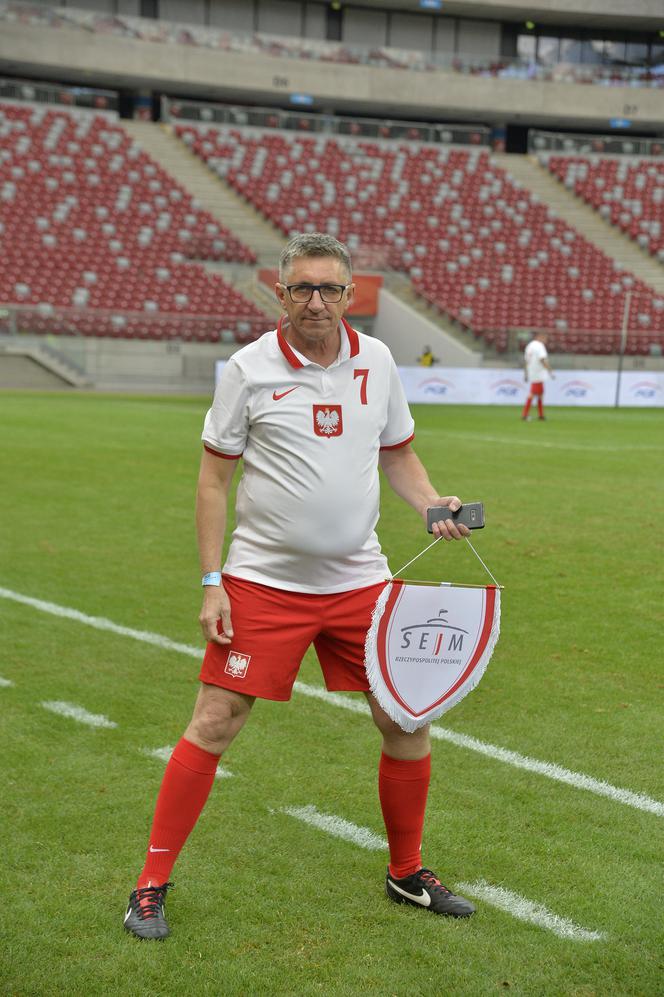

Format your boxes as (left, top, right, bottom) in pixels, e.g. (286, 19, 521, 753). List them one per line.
(149, 845, 170, 853)
(273, 386, 300, 401)
(388, 880, 432, 907)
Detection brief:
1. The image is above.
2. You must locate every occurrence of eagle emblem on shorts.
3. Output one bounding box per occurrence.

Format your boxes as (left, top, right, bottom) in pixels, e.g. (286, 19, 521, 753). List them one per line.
(313, 404, 343, 437)
(224, 651, 251, 678)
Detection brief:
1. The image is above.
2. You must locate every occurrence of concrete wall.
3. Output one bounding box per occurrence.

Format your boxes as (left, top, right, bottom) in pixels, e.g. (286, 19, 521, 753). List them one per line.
(2, 334, 660, 393)
(208, 1, 254, 32)
(374, 290, 481, 368)
(70, 336, 235, 393)
(160, 0, 206, 25)
(0, 355, 74, 389)
(3, 22, 662, 128)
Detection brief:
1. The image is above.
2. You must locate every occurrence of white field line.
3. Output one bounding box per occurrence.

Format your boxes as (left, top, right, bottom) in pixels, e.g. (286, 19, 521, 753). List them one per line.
(293, 683, 664, 818)
(143, 745, 233, 779)
(0, 676, 15, 687)
(457, 880, 607, 942)
(2, 585, 662, 818)
(0, 586, 201, 658)
(273, 804, 605, 942)
(41, 700, 118, 729)
(273, 804, 387, 851)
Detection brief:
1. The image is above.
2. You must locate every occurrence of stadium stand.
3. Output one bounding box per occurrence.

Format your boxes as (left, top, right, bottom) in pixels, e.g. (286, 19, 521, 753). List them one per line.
(0, 100, 270, 342)
(545, 155, 664, 263)
(176, 123, 664, 355)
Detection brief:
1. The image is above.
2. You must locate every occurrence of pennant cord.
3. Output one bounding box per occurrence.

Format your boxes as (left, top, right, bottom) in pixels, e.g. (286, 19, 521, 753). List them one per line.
(392, 535, 502, 587)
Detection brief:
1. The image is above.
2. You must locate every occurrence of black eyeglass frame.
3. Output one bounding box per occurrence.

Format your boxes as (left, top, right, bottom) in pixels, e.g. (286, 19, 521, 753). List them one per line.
(280, 282, 351, 303)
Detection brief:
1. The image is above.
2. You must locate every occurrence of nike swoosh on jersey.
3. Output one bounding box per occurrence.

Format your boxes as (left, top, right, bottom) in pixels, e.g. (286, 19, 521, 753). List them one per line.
(387, 880, 432, 907)
(149, 845, 170, 853)
(273, 386, 300, 401)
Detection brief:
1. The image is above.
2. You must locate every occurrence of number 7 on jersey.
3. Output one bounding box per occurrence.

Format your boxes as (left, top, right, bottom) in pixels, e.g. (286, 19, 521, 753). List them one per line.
(354, 368, 369, 405)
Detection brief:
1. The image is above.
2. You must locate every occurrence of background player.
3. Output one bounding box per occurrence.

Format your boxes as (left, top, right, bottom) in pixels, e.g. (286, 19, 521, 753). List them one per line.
(522, 332, 555, 420)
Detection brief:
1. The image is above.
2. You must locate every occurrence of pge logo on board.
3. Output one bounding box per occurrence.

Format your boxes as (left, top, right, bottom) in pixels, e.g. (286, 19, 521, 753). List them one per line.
(561, 380, 593, 398)
(629, 381, 662, 399)
(418, 377, 455, 397)
(490, 378, 522, 397)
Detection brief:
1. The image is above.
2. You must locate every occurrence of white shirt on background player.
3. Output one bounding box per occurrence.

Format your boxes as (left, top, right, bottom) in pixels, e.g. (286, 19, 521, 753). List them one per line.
(524, 339, 550, 383)
(202, 318, 414, 594)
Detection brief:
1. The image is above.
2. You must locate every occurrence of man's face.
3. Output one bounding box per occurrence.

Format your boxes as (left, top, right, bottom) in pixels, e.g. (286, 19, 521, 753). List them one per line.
(275, 255, 354, 345)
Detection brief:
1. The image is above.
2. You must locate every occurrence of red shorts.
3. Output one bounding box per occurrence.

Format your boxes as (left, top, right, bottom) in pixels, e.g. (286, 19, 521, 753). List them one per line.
(199, 575, 387, 701)
(530, 382, 544, 396)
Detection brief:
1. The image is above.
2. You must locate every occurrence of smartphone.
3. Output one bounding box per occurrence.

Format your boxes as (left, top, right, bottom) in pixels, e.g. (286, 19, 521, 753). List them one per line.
(427, 502, 485, 533)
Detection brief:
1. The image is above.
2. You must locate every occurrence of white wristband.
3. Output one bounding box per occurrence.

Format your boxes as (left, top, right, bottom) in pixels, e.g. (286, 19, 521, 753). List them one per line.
(202, 571, 222, 587)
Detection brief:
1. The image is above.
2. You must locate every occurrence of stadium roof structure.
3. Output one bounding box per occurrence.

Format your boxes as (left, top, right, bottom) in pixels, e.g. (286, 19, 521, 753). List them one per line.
(343, 0, 664, 31)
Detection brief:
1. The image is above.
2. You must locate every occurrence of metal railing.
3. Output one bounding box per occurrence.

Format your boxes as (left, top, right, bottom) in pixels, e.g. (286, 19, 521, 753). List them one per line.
(530, 129, 664, 158)
(0, 304, 266, 346)
(164, 98, 490, 147)
(0, 75, 117, 112)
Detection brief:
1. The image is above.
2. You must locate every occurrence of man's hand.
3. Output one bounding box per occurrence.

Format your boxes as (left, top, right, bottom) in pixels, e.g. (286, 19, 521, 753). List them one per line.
(425, 496, 471, 541)
(199, 583, 234, 645)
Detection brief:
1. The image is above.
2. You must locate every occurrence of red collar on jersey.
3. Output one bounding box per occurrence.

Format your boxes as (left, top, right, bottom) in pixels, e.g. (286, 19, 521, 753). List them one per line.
(277, 316, 360, 369)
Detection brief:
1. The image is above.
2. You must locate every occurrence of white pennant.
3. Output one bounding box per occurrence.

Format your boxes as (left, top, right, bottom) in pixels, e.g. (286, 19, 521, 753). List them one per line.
(365, 580, 501, 732)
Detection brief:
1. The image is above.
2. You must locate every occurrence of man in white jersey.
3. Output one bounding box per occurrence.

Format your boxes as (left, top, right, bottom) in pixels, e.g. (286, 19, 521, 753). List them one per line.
(124, 234, 476, 940)
(521, 332, 554, 421)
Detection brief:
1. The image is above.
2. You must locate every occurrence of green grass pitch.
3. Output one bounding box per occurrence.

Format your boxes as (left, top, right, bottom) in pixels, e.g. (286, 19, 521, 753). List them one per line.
(0, 391, 662, 996)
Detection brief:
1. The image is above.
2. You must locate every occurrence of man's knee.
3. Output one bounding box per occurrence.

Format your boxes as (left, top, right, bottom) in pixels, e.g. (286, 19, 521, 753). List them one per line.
(188, 686, 253, 749)
(365, 693, 430, 757)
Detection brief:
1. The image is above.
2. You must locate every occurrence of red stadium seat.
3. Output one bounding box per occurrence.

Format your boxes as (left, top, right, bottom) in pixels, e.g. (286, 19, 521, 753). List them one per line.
(0, 102, 270, 343)
(173, 122, 663, 354)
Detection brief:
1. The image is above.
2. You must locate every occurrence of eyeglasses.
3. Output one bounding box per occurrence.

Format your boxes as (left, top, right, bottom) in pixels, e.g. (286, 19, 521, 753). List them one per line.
(281, 283, 349, 303)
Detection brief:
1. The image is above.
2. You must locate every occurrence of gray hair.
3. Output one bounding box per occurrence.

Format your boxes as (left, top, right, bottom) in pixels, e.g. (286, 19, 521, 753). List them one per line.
(278, 232, 352, 282)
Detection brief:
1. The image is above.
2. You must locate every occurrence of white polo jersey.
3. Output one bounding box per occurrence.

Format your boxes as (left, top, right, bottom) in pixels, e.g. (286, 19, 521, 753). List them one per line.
(202, 318, 415, 593)
(524, 339, 550, 383)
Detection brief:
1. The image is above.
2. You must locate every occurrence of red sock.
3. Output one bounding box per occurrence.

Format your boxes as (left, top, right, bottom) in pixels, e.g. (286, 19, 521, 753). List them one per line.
(537, 397, 544, 418)
(522, 396, 532, 418)
(379, 751, 431, 880)
(137, 737, 221, 889)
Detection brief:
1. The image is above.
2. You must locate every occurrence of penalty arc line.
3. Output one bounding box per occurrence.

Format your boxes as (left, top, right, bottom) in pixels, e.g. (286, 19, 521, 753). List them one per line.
(275, 804, 606, 942)
(1, 585, 662, 819)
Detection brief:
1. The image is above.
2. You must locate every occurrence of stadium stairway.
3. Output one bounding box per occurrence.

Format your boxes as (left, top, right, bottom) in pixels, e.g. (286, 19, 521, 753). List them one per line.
(494, 153, 664, 296)
(121, 120, 285, 269)
(383, 272, 485, 357)
(202, 260, 282, 322)
(0, 336, 91, 388)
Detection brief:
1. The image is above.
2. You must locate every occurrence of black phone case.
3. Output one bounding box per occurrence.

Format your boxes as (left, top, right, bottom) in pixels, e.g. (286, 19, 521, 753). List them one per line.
(427, 502, 485, 533)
